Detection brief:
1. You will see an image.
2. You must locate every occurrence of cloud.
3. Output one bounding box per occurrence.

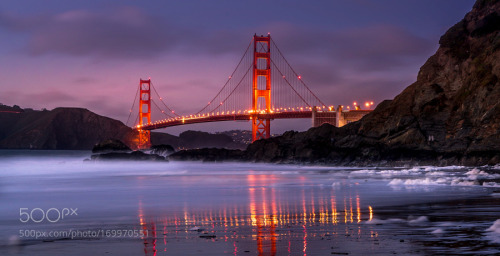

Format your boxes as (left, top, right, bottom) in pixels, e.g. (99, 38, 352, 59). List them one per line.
(73, 77, 98, 84)
(1, 90, 78, 108)
(256, 22, 435, 106)
(0, 7, 184, 58)
(266, 23, 434, 72)
(31, 8, 182, 58)
(1, 7, 434, 69)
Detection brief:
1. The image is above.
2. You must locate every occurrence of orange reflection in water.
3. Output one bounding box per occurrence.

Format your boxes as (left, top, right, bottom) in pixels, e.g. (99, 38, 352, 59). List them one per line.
(137, 175, 376, 256)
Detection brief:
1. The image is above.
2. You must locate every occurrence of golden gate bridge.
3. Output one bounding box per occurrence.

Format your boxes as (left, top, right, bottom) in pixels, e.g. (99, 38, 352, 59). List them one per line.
(127, 34, 372, 149)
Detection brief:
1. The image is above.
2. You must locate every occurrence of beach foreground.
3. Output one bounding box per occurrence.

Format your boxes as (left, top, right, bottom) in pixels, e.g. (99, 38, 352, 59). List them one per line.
(0, 150, 499, 255)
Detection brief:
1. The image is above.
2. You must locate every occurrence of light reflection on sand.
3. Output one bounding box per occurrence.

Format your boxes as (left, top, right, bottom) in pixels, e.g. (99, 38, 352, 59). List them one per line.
(137, 173, 374, 256)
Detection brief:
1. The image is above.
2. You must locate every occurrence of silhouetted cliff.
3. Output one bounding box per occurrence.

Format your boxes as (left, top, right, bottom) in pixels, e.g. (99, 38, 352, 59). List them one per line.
(0, 107, 244, 150)
(0, 107, 135, 149)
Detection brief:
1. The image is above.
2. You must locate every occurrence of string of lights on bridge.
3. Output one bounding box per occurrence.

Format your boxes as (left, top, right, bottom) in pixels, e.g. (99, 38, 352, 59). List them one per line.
(126, 34, 374, 131)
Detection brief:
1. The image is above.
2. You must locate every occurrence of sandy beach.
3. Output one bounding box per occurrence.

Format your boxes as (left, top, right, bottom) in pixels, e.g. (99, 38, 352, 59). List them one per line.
(1, 151, 499, 255)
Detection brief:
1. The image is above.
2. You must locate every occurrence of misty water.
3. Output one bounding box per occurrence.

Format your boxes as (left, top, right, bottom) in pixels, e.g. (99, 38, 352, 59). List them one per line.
(0, 150, 499, 255)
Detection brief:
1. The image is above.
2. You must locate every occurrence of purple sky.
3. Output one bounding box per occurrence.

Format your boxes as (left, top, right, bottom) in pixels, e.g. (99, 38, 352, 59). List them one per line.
(0, 0, 475, 135)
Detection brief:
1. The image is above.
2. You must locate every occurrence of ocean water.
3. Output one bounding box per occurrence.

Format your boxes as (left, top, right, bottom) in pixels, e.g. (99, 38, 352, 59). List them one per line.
(0, 150, 499, 255)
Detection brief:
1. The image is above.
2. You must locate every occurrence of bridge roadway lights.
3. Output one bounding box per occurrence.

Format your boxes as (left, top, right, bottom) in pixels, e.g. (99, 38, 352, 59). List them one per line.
(131, 35, 374, 145)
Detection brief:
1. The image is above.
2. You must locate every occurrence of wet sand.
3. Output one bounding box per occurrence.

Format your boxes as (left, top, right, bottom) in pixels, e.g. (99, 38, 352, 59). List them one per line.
(4, 194, 500, 256)
(0, 152, 499, 255)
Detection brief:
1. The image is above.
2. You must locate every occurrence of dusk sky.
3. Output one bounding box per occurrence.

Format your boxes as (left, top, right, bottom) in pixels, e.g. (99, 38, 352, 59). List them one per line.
(0, 0, 475, 135)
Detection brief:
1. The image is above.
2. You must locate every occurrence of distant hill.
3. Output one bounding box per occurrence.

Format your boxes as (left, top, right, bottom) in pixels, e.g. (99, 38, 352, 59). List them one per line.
(0, 105, 244, 150)
(216, 130, 253, 145)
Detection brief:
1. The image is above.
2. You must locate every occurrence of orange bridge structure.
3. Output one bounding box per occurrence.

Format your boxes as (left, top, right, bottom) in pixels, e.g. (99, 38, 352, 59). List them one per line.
(127, 34, 372, 149)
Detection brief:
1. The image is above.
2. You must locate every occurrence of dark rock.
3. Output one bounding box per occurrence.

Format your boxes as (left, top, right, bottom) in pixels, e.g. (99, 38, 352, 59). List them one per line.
(90, 151, 166, 161)
(92, 139, 131, 153)
(169, 148, 243, 162)
(150, 144, 175, 156)
(199, 234, 216, 239)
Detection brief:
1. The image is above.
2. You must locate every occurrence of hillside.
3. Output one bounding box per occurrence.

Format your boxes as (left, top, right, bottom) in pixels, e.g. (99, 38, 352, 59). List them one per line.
(0, 106, 244, 150)
(0, 107, 131, 149)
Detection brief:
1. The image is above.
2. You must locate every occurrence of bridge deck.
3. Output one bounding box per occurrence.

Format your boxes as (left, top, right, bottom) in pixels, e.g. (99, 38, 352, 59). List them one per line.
(139, 111, 313, 130)
(137, 109, 371, 131)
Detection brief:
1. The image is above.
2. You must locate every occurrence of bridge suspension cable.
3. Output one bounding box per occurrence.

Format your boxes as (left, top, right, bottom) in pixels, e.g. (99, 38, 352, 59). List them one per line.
(181, 35, 329, 119)
(126, 86, 140, 126)
(127, 79, 181, 128)
(269, 38, 326, 110)
(130, 34, 337, 137)
(195, 39, 254, 115)
(150, 81, 181, 118)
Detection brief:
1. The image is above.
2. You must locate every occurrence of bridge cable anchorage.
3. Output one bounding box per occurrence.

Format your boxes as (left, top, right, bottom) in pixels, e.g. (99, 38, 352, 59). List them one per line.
(195, 39, 253, 115)
(150, 81, 181, 117)
(270, 38, 326, 107)
(126, 86, 140, 126)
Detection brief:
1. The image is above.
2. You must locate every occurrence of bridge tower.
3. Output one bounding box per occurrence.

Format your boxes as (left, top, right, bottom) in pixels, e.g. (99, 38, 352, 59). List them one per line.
(252, 34, 271, 141)
(138, 79, 152, 149)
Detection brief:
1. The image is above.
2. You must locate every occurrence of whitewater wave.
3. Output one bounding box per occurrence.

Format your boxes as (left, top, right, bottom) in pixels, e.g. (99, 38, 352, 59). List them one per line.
(486, 219, 500, 244)
(431, 228, 445, 234)
(387, 167, 500, 188)
(365, 215, 429, 226)
(486, 219, 500, 234)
